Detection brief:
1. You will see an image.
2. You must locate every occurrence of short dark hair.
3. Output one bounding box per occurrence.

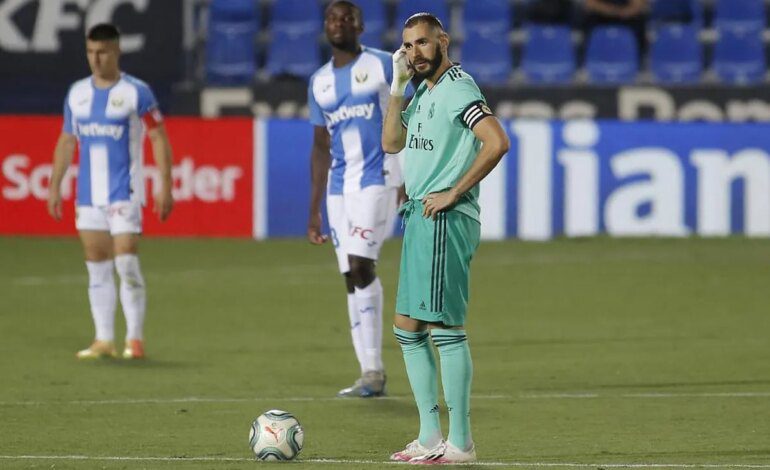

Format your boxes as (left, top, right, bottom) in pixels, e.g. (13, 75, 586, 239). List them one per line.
(87, 23, 120, 42)
(404, 12, 444, 31)
(326, 1, 363, 23)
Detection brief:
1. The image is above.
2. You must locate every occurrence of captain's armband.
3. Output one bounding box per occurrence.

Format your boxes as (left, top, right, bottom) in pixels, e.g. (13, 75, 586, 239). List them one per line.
(459, 101, 493, 130)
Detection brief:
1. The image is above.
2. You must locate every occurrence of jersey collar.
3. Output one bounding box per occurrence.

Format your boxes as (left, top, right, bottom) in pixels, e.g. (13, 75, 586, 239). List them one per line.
(419, 63, 461, 93)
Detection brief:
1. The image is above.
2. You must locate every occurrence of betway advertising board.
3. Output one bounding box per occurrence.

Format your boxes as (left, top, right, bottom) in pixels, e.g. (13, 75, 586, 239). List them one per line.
(1, 118, 768, 239)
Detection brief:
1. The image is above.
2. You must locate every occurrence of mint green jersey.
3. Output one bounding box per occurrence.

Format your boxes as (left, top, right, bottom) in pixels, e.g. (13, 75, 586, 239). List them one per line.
(401, 65, 491, 221)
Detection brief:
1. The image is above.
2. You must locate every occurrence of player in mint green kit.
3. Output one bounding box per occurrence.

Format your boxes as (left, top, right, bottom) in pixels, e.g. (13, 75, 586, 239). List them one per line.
(381, 13, 510, 465)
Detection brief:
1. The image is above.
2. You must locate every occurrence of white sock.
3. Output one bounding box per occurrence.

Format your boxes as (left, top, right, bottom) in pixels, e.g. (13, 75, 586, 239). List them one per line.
(347, 293, 366, 373)
(85, 260, 116, 342)
(354, 277, 384, 372)
(115, 254, 146, 340)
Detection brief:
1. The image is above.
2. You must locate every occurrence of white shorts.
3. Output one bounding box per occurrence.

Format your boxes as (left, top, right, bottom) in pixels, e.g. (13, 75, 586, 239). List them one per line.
(327, 185, 398, 273)
(75, 201, 143, 235)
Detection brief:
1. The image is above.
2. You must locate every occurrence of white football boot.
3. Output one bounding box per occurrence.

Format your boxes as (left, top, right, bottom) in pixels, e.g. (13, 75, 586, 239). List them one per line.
(390, 439, 434, 462)
(409, 440, 477, 465)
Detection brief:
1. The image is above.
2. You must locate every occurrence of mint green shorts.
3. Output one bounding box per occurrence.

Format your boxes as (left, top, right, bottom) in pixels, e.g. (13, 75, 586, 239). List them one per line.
(396, 201, 481, 327)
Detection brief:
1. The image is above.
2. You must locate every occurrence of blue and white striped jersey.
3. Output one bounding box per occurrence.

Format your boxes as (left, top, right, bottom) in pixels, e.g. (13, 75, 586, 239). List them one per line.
(308, 47, 408, 195)
(63, 73, 162, 207)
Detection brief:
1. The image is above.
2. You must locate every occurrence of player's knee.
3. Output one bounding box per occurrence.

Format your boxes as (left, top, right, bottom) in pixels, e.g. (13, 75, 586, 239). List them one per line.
(348, 256, 375, 287)
(115, 254, 145, 287)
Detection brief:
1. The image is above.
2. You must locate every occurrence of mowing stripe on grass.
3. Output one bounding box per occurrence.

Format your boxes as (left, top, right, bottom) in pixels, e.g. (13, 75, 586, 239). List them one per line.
(1, 455, 769, 468)
(1, 392, 769, 407)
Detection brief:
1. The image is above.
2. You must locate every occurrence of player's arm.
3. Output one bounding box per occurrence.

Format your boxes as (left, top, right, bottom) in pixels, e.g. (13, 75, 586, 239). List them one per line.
(422, 117, 510, 219)
(382, 95, 407, 153)
(48, 132, 77, 221)
(147, 123, 174, 221)
(382, 48, 413, 153)
(308, 125, 331, 245)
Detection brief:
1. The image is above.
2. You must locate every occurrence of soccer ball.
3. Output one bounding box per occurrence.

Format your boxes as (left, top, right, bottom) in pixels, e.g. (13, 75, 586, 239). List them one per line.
(248, 409, 304, 461)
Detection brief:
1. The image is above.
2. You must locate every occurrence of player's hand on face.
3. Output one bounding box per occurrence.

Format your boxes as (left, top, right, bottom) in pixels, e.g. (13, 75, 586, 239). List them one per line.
(391, 47, 413, 96)
(47, 190, 63, 221)
(154, 190, 173, 222)
(422, 191, 458, 220)
(307, 212, 328, 245)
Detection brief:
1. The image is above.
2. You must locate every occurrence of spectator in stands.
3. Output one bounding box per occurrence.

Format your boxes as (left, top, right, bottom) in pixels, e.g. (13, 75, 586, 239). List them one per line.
(583, 0, 649, 57)
(527, 0, 574, 25)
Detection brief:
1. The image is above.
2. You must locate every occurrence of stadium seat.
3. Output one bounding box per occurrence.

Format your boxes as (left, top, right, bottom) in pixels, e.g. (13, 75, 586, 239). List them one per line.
(462, 0, 511, 35)
(713, 28, 767, 84)
(396, 0, 450, 30)
(265, 30, 321, 79)
(649, 0, 703, 25)
(205, 0, 258, 85)
(521, 25, 575, 84)
(270, 0, 322, 35)
(651, 24, 702, 83)
(357, 0, 387, 49)
(460, 28, 512, 85)
(714, 0, 766, 34)
(585, 26, 639, 84)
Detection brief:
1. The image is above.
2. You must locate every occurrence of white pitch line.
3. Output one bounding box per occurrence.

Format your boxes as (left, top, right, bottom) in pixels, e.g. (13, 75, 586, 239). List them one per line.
(1, 455, 770, 468)
(2, 392, 769, 407)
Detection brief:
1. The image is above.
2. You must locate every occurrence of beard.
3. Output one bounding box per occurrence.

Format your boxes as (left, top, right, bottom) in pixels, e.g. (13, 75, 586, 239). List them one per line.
(412, 46, 444, 80)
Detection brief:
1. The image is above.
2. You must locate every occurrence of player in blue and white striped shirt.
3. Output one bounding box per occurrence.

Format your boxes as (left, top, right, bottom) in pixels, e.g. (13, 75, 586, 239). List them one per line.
(47, 23, 174, 361)
(307, 1, 411, 397)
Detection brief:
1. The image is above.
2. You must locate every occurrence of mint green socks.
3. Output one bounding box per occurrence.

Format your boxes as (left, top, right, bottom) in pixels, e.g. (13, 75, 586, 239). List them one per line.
(393, 326, 442, 447)
(431, 328, 473, 451)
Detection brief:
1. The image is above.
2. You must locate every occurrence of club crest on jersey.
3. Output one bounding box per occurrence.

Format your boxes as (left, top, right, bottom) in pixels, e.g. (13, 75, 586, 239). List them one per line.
(428, 102, 435, 119)
(110, 97, 124, 107)
(354, 71, 368, 83)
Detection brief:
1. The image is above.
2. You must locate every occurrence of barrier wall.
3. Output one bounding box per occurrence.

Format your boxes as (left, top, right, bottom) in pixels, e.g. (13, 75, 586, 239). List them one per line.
(0, 116, 254, 236)
(2, 117, 769, 239)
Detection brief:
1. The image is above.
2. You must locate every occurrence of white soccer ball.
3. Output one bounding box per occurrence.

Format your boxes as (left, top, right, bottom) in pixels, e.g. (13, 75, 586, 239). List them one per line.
(248, 409, 304, 461)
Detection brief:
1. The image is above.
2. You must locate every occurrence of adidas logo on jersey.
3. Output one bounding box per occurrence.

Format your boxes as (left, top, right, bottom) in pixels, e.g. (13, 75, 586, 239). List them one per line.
(326, 103, 374, 125)
(77, 122, 125, 140)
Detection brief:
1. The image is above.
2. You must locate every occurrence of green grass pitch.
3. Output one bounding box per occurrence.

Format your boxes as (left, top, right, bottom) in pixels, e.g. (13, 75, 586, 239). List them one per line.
(1, 236, 769, 469)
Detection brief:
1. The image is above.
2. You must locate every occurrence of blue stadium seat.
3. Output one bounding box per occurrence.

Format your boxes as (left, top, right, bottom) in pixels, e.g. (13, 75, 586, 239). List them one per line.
(266, 30, 321, 79)
(651, 24, 702, 83)
(357, 0, 387, 49)
(462, 0, 511, 35)
(205, 0, 258, 85)
(396, 0, 450, 30)
(521, 25, 575, 84)
(713, 28, 767, 84)
(649, 0, 703, 25)
(271, 0, 321, 35)
(461, 28, 512, 85)
(714, 0, 766, 34)
(585, 26, 639, 83)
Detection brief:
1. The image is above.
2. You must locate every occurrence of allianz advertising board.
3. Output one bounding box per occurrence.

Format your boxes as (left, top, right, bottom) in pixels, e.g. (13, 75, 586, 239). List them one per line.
(263, 119, 770, 240)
